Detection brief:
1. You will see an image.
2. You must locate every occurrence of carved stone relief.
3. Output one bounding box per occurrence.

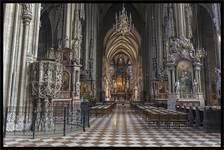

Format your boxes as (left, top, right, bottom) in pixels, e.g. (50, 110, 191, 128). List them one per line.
(21, 4, 33, 21)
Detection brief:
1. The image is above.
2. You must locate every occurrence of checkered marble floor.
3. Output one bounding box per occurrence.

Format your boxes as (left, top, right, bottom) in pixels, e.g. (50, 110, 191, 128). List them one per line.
(4, 104, 221, 147)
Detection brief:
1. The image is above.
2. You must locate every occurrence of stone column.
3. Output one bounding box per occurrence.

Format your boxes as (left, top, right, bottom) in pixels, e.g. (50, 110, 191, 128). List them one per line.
(72, 66, 76, 99)
(75, 67, 81, 98)
(3, 4, 16, 108)
(85, 4, 91, 71)
(167, 63, 176, 93)
(167, 62, 177, 111)
(92, 4, 98, 98)
(17, 4, 33, 108)
(178, 4, 185, 37)
(33, 4, 42, 59)
(71, 4, 84, 100)
(184, 4, 193, 39)
(64, 3, 71, 48)
(194, 62, 204, 106)
(194, 62, 202, 93)
(175, 4, 188, 38)
(171, 65, 176, 93)
(5, 4, 19, 108)
(25, 4, 41, 126)
(212, 4, 221, 68)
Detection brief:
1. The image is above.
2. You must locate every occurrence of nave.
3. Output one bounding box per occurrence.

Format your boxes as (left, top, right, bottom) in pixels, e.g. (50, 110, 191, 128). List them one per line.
(2, 3, 222, 148)
(4, 104, 221, 147)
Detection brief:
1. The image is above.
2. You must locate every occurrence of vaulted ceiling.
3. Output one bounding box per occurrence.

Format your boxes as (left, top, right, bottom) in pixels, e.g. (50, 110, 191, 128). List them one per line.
(104, 27, 141, 64)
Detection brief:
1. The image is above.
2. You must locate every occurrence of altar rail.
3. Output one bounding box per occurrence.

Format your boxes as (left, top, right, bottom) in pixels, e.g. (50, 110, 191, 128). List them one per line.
(3, 102, 90, 139)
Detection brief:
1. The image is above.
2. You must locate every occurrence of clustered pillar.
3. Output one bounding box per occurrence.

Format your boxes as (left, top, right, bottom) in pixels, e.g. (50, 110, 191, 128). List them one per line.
(17, 4, 33, 109)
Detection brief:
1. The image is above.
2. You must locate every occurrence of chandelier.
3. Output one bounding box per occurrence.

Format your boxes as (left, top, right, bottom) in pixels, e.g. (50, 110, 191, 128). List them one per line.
(114, 4, 133, 36)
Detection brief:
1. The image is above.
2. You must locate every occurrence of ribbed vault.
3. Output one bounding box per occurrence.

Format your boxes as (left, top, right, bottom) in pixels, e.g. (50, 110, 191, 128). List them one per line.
(104, 27, 141, 64)
(102, 25, 142, 101)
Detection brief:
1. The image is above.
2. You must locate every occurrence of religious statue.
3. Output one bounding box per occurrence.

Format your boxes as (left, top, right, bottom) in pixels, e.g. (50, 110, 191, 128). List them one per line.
(175, 80, 180, 97)
(72, 39, 80, 64)
(61, 72, 69, 91)
(21, 4, 32, 15)
(193, 79, 198, 98)
(180, 71, 192, 95)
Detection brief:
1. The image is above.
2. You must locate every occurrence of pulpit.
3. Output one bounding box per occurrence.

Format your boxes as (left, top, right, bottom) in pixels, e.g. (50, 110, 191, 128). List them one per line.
(31, 60, 63, 131)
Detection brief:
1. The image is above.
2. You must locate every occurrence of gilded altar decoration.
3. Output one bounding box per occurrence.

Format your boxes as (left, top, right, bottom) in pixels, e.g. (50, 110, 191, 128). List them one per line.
(81, 81, 92, 97)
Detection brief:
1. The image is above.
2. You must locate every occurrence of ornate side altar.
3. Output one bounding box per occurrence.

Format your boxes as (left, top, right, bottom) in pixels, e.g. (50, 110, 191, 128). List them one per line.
(166, 37, 206, 109)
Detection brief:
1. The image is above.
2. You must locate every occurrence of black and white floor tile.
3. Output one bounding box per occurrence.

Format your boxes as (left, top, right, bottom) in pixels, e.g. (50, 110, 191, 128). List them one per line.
(3, 104, 221, 147)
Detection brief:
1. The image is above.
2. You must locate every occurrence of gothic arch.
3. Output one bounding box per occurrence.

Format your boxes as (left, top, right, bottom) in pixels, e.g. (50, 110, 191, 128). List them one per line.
(196, 5, 219, 105)
(37, 12, 52, 59)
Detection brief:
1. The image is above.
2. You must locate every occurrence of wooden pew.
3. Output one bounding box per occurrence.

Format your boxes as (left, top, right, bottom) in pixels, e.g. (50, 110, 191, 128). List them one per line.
(133, 103, 188, 128)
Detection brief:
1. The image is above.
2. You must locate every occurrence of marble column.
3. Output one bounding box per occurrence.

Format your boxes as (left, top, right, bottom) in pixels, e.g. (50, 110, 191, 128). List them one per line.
(17, 4, 33, 108)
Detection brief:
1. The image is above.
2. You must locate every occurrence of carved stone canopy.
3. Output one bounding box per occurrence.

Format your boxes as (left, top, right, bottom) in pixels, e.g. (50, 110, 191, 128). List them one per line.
(169, 37, 194, 54)
(167, 37, 205, 65)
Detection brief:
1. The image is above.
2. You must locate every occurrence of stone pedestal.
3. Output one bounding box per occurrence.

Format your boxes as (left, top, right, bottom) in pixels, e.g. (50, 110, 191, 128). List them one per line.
(167, 94, 177, 111)
(198, 93, 205, 107)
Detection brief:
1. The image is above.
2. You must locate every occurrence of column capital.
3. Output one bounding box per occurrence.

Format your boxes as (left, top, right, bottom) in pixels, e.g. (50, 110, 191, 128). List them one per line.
(21, 4, 33, 23)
